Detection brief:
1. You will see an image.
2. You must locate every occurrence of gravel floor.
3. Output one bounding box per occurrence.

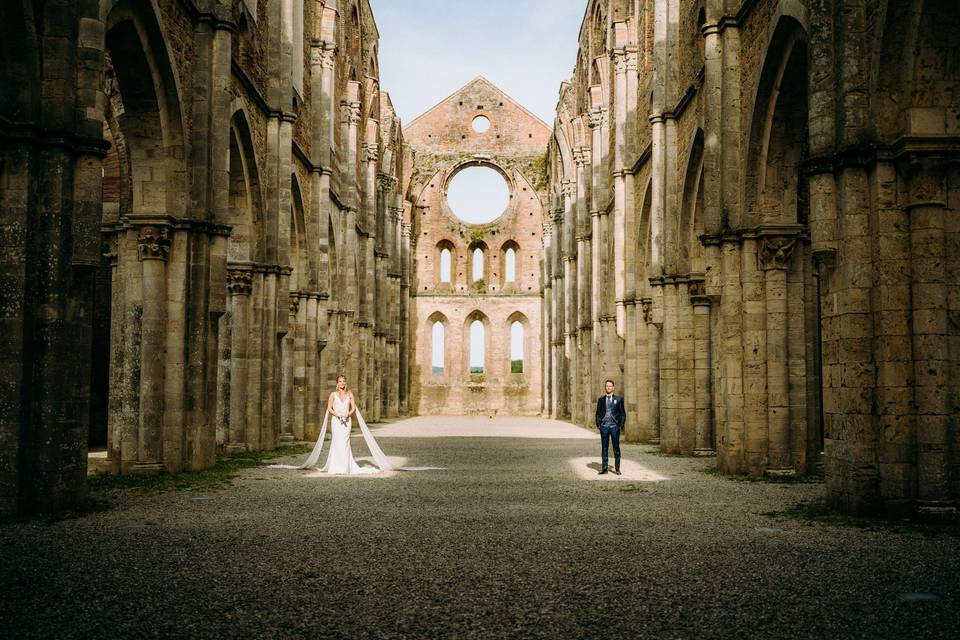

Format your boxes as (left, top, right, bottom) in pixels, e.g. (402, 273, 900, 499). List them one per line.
(1, 417, 957, 640)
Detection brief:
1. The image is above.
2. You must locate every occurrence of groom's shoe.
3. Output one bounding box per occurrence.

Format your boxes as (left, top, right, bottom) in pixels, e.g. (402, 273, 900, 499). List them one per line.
(598, 468, 608, 475)
(613, 468, 621, 475)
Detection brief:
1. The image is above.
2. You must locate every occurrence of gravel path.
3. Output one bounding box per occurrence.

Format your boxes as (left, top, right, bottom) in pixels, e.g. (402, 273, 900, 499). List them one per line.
(1, 417, 957, 639)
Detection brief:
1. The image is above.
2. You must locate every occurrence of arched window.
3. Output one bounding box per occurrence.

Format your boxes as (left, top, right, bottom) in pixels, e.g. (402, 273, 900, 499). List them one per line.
(431, 321, 445, 374)
(440, 248, 452, 283)
(504, 247, 516, 282)
(469, 320, 485, 373)
(472, 247, 485, 282)
(510, 321, 524, 373)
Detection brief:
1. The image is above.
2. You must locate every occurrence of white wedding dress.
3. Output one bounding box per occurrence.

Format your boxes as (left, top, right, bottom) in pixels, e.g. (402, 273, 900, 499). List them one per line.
(269, 392, 395, 474)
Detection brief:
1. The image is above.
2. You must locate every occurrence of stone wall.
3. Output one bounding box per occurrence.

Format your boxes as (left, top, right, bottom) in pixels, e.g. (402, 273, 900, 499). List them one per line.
(405, 78, 550, 416)
(544, 0, 960, 516)
(0, 0, 411, 516)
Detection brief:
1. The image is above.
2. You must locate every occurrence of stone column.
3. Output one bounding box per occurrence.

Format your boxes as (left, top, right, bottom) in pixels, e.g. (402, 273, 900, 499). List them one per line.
(905, 157, 951, 510)
(642, 298, 661, 445)
(761, 236, 797, 474)
(225, 270, 252, 453)
(691, 282, 714, 456)
(134, 226, 170, 474)
(741, 237, 768, 474)
(303, 294, 319, 439)
(279, 295, 299, 443)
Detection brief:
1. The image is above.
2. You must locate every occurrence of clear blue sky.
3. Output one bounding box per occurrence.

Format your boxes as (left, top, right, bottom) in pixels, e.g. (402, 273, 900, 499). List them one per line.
(370, 0, 586, 126)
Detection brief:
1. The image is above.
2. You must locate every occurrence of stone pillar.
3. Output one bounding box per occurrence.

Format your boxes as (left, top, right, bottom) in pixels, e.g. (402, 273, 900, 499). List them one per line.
(133, 226, 170, 474)
(691, 283, 714, 456)
(904, 157, 951, 510)
(225, 269, 252, 453)
(279, 295, 299, 443)
(303, 294, 319, 439)
(642, 298, 661, 445)
(761, 237, 797, 474)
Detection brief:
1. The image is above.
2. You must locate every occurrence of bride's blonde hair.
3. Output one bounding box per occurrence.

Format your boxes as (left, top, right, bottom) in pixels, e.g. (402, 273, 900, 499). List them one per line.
(336, 374, 350, 393)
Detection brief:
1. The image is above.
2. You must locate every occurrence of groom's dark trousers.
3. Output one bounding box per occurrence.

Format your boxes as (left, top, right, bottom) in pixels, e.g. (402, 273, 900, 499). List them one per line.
(596, 395, 626, 471)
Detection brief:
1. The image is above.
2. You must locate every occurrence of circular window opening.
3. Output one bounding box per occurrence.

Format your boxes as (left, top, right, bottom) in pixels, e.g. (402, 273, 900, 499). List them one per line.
(447, 165, 510, 225)
(472, 115, 491, 134)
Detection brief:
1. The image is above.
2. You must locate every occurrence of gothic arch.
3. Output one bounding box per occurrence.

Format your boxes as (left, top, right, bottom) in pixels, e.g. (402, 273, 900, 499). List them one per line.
(677, 129, 705, 274)
(743, 15, 809, 227)
(289, 174, 309, 293)
(463, 310, 492, 375)
(104, 0, 187, 217)
(227, 110, 265, 263)
(636, 178, 653, 295)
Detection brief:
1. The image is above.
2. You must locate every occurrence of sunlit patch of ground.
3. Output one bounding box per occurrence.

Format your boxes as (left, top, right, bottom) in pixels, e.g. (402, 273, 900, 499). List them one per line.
(370, 415, 596, 439)
(567, 456, 671, 482)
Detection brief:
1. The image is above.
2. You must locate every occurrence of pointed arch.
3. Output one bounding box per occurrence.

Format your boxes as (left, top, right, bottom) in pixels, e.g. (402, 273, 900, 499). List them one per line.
(743, 16, 809, 227)
(104, 0, 186, 217)
(463, 310, 491, 375)
(227, 109, 265, 263)
(506, 311, 530, 375)
(426, 311, 449, 375)
(289, 173, 308, 292)
(678, 129, 705, 274)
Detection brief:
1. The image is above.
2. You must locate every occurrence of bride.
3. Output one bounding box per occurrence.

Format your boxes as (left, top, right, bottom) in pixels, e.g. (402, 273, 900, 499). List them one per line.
(270, 375, 395, 474)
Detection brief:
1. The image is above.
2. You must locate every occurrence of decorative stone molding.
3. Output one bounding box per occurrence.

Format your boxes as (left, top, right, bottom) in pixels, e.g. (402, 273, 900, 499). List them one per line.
(227, 269, 253, 296)
(361, 142, 379, 164)
(689, 280, 711, 306)
(640, 297, 654, 324)
(288, 295, 301, 316)
(901, 154, 947, 209)
(759, 237, 797, 271)
(340, 100, 361, 126)
(573, 146, 591, 167)
(378, 173, 398, 191)
(588, 108, 604, 130)
(137, 226, 171, 262)
(812, 248, 837, 272)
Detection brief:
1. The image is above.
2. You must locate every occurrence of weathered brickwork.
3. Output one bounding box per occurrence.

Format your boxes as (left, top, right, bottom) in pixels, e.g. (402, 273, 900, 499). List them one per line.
(405, 78, 550, 416)
(0, 0, 410, 516)
(544, 0, 960, 516)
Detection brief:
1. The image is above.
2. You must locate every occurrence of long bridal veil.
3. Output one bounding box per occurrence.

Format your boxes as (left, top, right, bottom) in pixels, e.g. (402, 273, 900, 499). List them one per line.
(268, 407, 394, 471)
(269, 409, 444, 471)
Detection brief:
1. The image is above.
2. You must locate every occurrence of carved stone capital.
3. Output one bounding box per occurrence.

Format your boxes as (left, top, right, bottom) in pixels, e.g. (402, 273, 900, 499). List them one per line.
(289, 295, 301, 316)
(137, 226, 171, 262)
(227, 269, 253, 296)
(588, 109, 603, 130)
(361, 142, 379, 164)
(759, 237, 797, 271)
(640, 297, 654, 324)
(612, 49, 627, 74)
(378, 173, 398, 191)
(340, 100, 362, 127)
(573, 146, 591, 167)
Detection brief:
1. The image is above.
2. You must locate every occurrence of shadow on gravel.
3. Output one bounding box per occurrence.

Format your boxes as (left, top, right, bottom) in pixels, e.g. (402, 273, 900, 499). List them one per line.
(761, 500, 960, 538)
(2, 443, 317, 527)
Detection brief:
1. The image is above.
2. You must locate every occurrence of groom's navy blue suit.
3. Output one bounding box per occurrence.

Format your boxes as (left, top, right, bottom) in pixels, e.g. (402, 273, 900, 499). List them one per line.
(595, 394, 626, 471)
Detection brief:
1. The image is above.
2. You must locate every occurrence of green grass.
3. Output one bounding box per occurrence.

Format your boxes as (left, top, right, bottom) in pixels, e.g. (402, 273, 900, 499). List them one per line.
(761, 500, 960, 538)
(87, 443, 315, 496)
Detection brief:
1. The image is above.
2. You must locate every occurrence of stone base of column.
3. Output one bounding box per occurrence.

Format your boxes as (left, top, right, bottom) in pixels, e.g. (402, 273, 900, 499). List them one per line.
(278, 434, 296, 443)
(693, 448, 716, 457)
(915, 502, 958, 521)
(765, 467, 796, 477)
(223, 443, 248, 454)
(129, 462, 165, 476)
(648, 437, 660, 445)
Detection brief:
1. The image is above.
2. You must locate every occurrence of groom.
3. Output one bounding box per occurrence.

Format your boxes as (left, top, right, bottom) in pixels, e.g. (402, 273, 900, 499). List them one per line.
(595, 379, 626, 475)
